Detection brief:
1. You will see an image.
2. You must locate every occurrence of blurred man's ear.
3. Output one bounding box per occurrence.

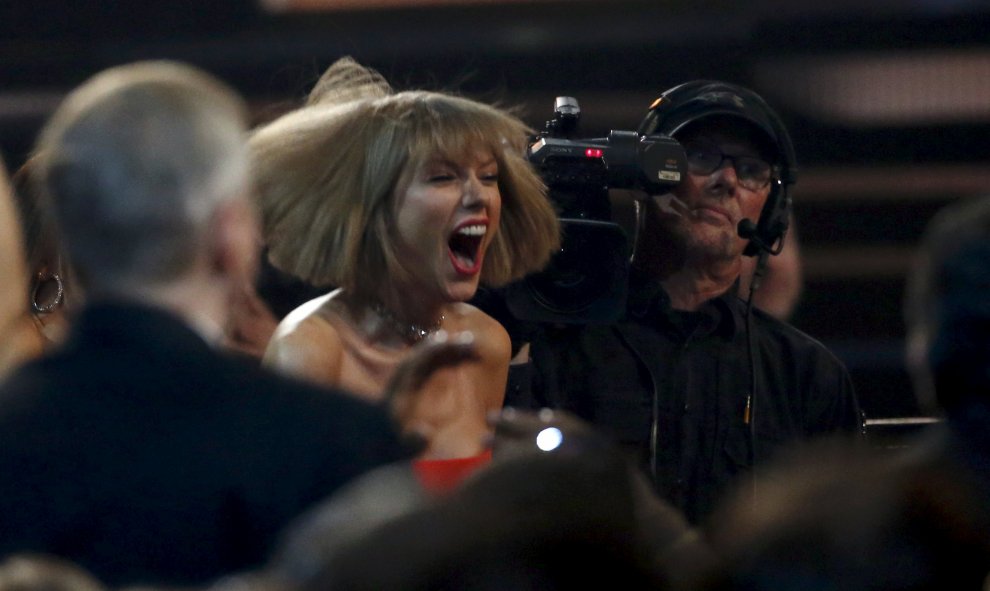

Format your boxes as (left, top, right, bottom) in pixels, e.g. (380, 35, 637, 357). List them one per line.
(209, 194, 261, 286)
(905, 326, 938, 415)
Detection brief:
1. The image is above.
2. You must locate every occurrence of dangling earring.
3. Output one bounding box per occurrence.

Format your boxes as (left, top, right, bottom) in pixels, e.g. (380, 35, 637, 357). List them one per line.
(31, 272, 64, 314)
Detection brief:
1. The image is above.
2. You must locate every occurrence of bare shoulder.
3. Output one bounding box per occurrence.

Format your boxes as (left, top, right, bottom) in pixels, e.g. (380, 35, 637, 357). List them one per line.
(448, 302, 511, 410)
(263, 291, 345, 386)
(449, 302, 511, 364)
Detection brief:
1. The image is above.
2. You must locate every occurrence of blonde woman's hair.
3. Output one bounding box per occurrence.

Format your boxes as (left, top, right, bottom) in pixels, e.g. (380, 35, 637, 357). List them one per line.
(250, 57, 560, 299)
(306, 56, 392, 107)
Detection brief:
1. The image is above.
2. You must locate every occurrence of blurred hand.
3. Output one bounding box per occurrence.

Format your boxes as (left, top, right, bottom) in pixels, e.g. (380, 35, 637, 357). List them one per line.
(384, 330, 480, 428)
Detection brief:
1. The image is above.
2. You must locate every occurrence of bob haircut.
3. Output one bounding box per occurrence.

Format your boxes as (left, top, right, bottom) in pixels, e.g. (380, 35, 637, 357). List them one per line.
(250, 85, 560, 300)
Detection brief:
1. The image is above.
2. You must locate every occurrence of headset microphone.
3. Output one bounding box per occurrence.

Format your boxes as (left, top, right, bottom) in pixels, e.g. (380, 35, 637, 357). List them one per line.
(738, 218, 784, 255)
(737, 218, 758, 237)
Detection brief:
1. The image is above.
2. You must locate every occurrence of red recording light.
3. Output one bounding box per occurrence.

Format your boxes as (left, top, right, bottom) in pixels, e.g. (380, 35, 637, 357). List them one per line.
(584, 148, 604, 158)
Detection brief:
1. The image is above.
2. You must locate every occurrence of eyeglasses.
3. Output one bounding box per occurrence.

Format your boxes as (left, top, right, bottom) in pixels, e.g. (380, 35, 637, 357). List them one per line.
(683, 139, 775, 191)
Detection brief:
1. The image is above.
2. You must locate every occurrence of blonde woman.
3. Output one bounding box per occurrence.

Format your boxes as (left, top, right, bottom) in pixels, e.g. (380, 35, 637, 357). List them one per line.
(251, 58, 559, 476)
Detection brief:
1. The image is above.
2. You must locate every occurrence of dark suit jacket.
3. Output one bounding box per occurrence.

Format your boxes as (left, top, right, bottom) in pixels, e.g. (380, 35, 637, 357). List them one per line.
(0, 302, 409, 586)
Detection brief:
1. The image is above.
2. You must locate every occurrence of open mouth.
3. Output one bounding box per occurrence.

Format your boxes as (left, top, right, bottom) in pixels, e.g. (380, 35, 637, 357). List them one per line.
(447, 223, 487, 275)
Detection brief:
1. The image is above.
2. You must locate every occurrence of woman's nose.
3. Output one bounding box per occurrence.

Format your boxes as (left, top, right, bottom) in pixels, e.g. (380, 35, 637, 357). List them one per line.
(461, 175, 487, 207)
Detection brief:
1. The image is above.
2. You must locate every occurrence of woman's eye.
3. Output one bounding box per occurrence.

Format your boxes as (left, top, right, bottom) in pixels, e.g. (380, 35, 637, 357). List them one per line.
(481, 172, 499, 184)
(427, 173, 455, 183)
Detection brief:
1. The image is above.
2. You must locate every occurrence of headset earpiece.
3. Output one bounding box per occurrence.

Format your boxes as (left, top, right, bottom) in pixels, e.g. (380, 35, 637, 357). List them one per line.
(742, 178, 791, 257)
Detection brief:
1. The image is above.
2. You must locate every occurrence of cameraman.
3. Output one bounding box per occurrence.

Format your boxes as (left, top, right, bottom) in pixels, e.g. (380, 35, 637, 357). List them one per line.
(510, 81, 863, 525)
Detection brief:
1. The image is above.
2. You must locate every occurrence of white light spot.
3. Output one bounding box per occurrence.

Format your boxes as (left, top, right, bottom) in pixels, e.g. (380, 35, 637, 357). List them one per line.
(536, 427, 563, 452)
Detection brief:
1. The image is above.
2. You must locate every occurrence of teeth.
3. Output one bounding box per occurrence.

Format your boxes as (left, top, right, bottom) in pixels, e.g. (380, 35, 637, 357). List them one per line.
(456, 224, 487, 237)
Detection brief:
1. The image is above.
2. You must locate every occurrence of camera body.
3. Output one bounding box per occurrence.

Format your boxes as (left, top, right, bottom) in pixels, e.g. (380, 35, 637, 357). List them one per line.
(505, 97, 687, 324)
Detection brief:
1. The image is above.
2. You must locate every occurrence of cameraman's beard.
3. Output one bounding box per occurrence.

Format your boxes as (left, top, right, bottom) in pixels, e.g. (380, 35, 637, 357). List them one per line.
(653, 191, 741, 264)
(685, 231, 739, 268)
(629, 195, 688, 280)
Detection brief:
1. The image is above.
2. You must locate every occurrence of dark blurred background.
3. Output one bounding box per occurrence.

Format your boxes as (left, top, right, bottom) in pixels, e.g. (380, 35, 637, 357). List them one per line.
(3, 0, 989, 425)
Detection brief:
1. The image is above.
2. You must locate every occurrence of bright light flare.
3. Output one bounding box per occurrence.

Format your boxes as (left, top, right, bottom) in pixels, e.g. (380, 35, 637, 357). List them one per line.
(535, 427, 563, 452)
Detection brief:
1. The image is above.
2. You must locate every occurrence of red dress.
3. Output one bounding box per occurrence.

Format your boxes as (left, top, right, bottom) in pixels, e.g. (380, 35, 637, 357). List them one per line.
(413, 449, 493, 495)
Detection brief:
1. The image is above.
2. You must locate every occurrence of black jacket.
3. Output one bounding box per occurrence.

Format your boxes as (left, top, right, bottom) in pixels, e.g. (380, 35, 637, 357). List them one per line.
(509, 279, 863, 525)
(0, 302, 409, 586)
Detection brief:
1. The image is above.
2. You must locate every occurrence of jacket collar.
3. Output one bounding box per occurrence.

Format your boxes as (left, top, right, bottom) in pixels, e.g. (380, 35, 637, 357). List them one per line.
(66, 301, 216, 359)
(627, 271, 744, 340)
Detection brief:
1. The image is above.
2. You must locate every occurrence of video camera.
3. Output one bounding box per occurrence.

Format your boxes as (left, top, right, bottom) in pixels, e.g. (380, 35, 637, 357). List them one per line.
(505, 97, 687, 324)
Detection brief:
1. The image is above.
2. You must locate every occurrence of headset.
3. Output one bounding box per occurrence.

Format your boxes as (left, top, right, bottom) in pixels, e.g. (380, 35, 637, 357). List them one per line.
(637, 80, 797, 258)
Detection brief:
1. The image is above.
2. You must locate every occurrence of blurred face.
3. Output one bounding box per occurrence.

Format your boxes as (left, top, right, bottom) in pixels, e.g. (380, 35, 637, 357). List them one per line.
(664, 120, 774, 263)
(393, 148, 502, 303)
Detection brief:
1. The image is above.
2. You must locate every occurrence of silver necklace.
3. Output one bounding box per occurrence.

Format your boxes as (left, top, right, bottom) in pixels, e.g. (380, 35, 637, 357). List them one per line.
(371, 302, 444, 343)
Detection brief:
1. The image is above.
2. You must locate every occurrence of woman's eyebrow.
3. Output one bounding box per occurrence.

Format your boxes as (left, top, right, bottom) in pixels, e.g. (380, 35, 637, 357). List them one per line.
(426, 155, 498, 170)
(421, 158, 456, 170)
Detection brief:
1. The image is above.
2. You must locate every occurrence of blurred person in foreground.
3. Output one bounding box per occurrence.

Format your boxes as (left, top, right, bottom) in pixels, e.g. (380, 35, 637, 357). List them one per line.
(901, 194, 990, 533)
(904, 195, 990, 474)
(510, 81, 862, 525)
(264, 407, 710, 591)
(0, 61, 411, 586)
(0, 554, 106, 591)
(698, 437, 989, 591)
(250, 57, 559, 480)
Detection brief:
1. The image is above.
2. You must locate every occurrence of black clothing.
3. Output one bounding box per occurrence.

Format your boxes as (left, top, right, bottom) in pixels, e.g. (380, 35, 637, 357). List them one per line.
(905, 400, 990, 529)
(509, 277, 862, 524)
(0, 302, 409, 587)
(256, 247, 326, 319)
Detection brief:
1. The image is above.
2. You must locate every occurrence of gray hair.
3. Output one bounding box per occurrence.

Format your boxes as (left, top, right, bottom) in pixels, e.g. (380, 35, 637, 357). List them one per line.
(35, 61, 249, 294)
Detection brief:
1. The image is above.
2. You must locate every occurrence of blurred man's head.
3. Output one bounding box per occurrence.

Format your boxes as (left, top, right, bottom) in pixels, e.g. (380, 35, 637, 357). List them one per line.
(35, 61, 255, 299)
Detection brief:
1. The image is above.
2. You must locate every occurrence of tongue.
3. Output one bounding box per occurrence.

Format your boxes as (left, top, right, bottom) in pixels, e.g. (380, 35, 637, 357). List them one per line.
(450, 247, 475, 268)
(449, 234, 478, 267)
